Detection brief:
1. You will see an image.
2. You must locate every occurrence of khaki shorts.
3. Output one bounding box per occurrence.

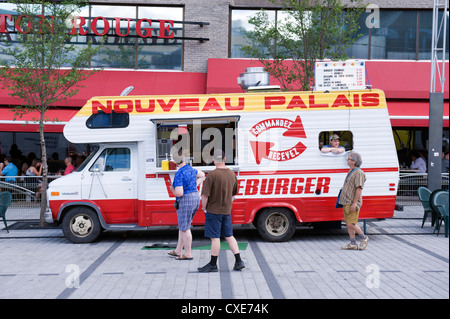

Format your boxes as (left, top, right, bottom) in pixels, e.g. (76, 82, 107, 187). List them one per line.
(343, 204, 360, 225)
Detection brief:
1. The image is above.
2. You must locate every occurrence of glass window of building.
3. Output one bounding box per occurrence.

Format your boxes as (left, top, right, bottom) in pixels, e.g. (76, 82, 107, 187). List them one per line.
(230, 9, 276, 58)
(371, 10, 418, 60)
(87, 5, 183, 70)
(418, 10, 449, 60)
(419, 10, 433, 60)
(346, 11, 370, 59)
(137, 6, 183, 70)
(0, 131, 93, 175)
(0, 3, 22, 65)
(65, 5, 90, 68)
(231, 8, 448, 61)
(231, 8, 374, 60)
(1, 4, 183, 70)
(89, 5, 138, 69)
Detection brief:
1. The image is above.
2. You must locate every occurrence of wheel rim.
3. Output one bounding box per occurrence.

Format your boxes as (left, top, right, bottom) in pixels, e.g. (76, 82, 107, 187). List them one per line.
(70, 214, 93, 237)
(265, 212, 289, 237)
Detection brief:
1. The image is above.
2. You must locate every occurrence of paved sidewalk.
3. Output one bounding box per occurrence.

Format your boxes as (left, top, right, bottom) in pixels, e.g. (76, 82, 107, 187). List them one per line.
(0, 208, 448, 301)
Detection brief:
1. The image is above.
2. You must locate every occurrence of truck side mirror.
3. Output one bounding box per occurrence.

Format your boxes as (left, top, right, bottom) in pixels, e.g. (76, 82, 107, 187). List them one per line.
(92, 158, 104, 173)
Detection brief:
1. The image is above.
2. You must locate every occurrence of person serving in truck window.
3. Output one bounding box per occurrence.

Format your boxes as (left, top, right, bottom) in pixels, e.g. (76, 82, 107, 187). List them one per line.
(321, 134, 345, 155)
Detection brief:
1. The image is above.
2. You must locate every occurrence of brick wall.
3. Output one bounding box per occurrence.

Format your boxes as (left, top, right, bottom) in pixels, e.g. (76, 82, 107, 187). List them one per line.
(183, 0, 231, 72)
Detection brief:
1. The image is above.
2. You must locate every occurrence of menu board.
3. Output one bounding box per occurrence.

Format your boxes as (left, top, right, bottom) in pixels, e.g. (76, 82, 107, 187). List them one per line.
(314, 61, 366, 91)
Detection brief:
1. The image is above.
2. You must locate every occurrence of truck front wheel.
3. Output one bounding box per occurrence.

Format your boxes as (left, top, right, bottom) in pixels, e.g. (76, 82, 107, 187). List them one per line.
(256, 208, 297, 242)
(62, 207, 102, 243)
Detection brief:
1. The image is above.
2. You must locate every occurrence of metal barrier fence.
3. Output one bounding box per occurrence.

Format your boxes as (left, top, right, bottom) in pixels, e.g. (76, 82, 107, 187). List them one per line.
(1, 173, 449, 220)
(397, 172, 449, 208)
(1, 175, 60, 220)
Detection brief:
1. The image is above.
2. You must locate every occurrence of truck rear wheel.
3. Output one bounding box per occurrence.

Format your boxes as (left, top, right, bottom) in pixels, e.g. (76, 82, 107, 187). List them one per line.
(256, 208, 296, 242)
(62, 207, 102, 243)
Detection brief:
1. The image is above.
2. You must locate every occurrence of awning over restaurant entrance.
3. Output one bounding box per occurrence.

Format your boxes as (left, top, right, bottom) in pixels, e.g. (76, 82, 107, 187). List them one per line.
(0, 108, 78, 133)
(387, 100, 449, 127)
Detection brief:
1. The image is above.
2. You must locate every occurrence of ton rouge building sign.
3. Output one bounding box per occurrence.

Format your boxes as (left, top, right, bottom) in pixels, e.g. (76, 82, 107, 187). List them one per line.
(0, 14, 209, 41)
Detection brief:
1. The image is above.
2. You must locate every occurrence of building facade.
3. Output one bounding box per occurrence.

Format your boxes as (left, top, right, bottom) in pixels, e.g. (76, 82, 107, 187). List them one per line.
(0, 0, 449, 170)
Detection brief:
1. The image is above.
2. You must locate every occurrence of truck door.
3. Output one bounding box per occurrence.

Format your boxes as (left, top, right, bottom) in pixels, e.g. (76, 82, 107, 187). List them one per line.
(81, 144, 137, 224)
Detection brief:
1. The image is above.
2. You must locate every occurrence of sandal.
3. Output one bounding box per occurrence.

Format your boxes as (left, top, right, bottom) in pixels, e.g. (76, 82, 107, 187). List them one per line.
(168, 250, 180, 257)
(176, 255, 193, 260)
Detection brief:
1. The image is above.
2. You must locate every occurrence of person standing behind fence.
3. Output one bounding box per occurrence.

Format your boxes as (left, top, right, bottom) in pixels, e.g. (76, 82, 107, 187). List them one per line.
(26, 159, 43, 199)
(26, 159, 42, 177)
(198, 150, 245, 272)
(0, 156, 18, 182)
(339, 152, 369, 250)
(64, 157, 75, 175)
(169, 153, 204, 260)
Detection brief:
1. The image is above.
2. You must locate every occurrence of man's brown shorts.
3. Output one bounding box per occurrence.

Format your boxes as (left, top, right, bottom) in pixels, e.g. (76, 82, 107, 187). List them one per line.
(343, 204, 359, 225)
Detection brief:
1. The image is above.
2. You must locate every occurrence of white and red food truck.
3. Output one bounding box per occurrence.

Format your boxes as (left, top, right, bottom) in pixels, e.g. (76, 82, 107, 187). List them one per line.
(47, 89, 399, 243)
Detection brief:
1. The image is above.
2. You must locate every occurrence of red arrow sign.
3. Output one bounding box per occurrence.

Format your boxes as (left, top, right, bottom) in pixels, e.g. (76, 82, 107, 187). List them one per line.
(249, 141, 274, 165)
(282, 115, 306, 138)
(250, 140, 307, 164)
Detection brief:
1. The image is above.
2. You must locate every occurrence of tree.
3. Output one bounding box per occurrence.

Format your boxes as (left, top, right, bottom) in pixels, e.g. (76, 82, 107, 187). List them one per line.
(0, 0, 102, 226)
(240, 0, 366, 91)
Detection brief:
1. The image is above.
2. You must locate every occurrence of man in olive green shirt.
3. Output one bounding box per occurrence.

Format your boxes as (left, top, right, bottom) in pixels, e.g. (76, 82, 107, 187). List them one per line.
(339, 152, 369, 250)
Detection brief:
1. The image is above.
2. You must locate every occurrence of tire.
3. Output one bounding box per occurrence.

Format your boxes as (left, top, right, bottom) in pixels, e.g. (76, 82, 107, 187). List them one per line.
(256, 208, 296, 242)
(62, 207, 102, 243)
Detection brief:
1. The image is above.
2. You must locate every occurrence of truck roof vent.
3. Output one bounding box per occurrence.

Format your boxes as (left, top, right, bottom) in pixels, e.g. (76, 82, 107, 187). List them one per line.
(238, 67, 277, 92)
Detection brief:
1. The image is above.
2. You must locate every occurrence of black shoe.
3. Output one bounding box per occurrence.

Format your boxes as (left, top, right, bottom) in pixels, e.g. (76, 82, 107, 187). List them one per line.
(233, 260, 245, 271)
(198, 263, 218, 273)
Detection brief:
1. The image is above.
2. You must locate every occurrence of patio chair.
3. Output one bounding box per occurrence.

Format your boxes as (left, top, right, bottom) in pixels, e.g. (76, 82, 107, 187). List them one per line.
(0, 191, 13, 233)
(417, 187, 435, 228)
(431, 191, 449, 238)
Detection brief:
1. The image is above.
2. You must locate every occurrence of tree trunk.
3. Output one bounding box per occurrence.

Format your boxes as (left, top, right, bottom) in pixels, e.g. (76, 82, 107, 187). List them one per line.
(39, 108, 49, 227)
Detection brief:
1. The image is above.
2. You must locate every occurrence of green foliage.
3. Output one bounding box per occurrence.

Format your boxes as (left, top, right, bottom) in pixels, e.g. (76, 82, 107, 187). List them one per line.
(240, 0, 366, 91)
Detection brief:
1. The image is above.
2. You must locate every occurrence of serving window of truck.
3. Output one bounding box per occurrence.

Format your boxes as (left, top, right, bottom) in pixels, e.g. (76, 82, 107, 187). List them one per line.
(153, 116, 240, 167)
